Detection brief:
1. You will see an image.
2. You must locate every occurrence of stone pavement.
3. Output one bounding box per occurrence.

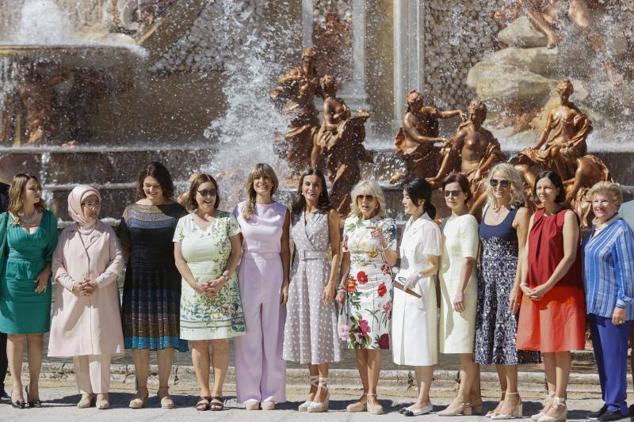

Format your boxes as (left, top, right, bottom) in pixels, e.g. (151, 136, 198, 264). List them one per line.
(0, 379, 627, 422)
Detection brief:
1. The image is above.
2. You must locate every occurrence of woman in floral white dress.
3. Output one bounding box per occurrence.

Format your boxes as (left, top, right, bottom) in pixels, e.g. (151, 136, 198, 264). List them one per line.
(173, 174, 245, 411)
(336, 180, 397, 415)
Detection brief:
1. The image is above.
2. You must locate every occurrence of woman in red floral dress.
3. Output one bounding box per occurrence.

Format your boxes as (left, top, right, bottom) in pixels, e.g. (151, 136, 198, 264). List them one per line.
(336, 180, 397, 415)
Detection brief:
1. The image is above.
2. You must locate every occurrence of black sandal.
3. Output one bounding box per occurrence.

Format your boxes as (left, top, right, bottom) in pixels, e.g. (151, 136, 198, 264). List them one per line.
(210, 396, 224, 411)
(25, 386, 42, 408)
(195, 396, 211, 411)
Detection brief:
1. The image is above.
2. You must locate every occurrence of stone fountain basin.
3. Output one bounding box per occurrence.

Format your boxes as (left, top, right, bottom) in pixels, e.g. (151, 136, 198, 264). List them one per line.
(0, 44, 144, 77)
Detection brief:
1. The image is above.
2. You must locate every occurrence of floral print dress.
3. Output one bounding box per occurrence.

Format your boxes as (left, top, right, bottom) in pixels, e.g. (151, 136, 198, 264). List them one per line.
(173, 212, 246, 341)
(342, 215, 397, 350)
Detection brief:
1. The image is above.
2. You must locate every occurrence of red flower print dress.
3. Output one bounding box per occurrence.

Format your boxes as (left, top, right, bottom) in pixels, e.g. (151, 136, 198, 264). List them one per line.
(342, 215, 397, 349)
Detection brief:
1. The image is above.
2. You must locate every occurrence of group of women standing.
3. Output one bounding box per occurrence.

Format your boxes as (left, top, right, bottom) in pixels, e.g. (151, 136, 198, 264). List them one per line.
(0, 161, 632, 422)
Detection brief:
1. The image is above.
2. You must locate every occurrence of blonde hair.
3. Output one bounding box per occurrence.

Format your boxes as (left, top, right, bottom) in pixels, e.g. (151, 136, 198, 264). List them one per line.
(485, 163, 525, 209)
(242, 163, 279, 220)
(8, 173, 45, 218)
(587, 181, 623, 207)
(349, 180, 386, 219)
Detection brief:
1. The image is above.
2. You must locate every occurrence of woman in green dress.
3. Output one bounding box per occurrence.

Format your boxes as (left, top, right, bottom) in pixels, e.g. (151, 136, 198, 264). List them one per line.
(0, 174, 58, 408)
(173, 173, 245, 411)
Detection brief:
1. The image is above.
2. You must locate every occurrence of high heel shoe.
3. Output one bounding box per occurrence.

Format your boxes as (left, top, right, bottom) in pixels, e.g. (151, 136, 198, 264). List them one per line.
(366, 393, 384, 415)
(537, 397, 567, 422)
(298, 375, 318, 412)
(531, 393, 555, 421)
(25, 386, 42, 408)
(487, 393, 506, 418)
(438, 401, 472, 416)
(129, 387, 148, 409)
(11, 390, 26, 409)
(490, 392, 523, 420)
(307, 378, 329, 413)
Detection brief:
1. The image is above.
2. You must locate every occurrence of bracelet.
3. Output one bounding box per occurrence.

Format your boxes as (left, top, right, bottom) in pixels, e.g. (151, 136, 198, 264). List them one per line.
(221, 270, 229, 282)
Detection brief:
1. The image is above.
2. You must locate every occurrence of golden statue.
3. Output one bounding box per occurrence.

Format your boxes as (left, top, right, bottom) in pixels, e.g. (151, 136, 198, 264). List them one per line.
(315, 75, 372, 216)
(271, 47, 322, 174)
(428, 100, 506, 212)
(389, 90, 464, 184)
(512, 79, 610, 218)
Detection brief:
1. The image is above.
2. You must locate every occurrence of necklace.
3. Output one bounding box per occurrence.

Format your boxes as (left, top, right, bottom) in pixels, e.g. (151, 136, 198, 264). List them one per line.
(18, 209, 39, 226)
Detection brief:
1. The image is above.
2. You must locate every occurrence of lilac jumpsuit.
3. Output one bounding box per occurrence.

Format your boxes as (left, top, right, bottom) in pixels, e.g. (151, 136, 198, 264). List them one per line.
(233, 201, 287, 403)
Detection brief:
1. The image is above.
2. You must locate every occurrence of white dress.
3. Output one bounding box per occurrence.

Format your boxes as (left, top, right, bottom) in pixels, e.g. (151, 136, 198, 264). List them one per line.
(392, 214, 441, 366)
(439, 214, 479, 354)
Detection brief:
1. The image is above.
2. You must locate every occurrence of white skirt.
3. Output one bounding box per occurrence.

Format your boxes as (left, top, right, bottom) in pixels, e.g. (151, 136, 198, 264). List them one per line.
(391, 275, 438, 366)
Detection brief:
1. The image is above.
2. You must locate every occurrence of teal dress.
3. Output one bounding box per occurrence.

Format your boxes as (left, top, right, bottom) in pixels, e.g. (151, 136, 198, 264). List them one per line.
(0, 210, 58, 334)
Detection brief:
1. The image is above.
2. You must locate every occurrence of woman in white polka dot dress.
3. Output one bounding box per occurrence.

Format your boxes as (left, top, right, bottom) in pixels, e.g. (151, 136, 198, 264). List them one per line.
(282, 169, 341, 413)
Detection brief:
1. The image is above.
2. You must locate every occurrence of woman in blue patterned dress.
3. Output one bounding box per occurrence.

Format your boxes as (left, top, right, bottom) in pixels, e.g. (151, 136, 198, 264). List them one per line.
(336, 180, 397, 415)
(118, 162, 187, 409)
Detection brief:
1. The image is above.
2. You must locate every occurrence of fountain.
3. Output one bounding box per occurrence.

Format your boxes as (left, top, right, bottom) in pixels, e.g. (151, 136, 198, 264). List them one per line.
(0, 0, 632, 224)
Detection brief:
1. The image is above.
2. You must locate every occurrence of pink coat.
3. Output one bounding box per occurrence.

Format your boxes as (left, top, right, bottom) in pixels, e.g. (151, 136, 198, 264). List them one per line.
(48, 221, 125, 357)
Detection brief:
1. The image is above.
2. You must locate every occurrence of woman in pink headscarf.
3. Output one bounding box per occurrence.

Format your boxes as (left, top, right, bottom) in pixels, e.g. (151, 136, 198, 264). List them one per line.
(48, 185, 125, 410)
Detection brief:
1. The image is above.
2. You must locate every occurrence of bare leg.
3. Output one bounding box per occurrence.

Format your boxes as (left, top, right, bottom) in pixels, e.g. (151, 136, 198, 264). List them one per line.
(353, 349, 369, 404)
(412, 366, 433, 408)
(490, 364, 507, 415)
(131, 349, 149, 402)
(553, 351, 570, 399)
(191, 341, 210, 398)
(440, 353, 477, 414)
(470, 363, 482, 410)
(7, 334, 25, 402)
(497, 364, 521, 415)
(157, 347, 175, 407)
(307, 365, 319, 400)
(315, 363, 329, 402)
(210, 340, 229, 397)
(26, 334, 43, 400)
(366, 350, 381, 405)
(542, 352, 556, 396)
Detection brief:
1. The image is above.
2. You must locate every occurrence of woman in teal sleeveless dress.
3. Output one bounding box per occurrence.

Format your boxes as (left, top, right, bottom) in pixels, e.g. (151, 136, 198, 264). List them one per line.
(0, 174, 58, 408)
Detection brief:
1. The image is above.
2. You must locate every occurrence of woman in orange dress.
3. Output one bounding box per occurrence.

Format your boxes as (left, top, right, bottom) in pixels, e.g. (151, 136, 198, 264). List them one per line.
(516, 170, 585, 422)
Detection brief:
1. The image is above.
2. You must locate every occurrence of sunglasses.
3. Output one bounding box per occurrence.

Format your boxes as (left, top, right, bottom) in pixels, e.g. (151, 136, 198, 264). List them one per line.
(358, 194, 375, 201)
(443, 190, 463, 198)
(197, 189, 217, 197)
(490, 179, 510, 188)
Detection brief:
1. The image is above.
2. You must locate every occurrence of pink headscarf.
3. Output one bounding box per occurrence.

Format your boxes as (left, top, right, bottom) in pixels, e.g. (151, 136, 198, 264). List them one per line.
(68, 185, 101, 229)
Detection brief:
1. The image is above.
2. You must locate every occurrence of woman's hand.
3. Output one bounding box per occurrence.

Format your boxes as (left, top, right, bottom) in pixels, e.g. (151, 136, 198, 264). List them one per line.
(322, 281, 336, 304)
(612, 307, 626, 326)
(206, 277, 225, 296)
(370, 225, 386, 249)
(528, 283, 551, 301)
(280, 281, 289, 304)
(335, 290, 345, 305)
(452, 291, 465, 313)
(34, 270, 50, 293)
(509, 287, 522, 314)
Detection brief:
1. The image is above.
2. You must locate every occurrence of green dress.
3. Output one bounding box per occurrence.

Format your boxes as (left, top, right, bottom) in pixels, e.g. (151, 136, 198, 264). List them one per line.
(0, 210, 58, 334)
(173, 212, 246, 340)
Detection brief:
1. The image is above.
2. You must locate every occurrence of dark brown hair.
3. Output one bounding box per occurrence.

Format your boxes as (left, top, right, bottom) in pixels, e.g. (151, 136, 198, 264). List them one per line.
(291, 168, 332, 215)
(403, 178, 436, 219)
(136, 162, 174, 200)
(8, 173, 46, 216)
(187, 173, 220, 211)
(534, 170, 566, 204)
(442, 172, 472, 203)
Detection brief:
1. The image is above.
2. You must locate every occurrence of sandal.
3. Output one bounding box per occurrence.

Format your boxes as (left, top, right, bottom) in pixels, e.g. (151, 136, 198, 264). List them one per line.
(158, 386, 175, 409)
(25, 386, 42, 408)
(195, 396, 211, 411)
(129, 387, 149, 409)
(210, 396, 224, 411)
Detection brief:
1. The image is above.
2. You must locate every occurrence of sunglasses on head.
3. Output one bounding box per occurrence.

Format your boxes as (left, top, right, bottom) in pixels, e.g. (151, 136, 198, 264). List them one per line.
(490, 179, 510, 188)
(197, 189, 217, 197)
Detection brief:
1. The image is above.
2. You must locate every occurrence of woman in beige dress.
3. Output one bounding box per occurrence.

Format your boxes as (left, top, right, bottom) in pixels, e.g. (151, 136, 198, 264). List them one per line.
(48, 185, 125, 409)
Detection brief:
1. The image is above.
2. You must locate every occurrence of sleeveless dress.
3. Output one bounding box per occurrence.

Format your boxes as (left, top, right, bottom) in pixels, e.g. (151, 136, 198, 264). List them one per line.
(516, 208, 586, 352)
(475, 207, 540, 364)
(0, 210, 58, 334)
(342, 215, 396, 350)
(392, 213, 441, 366)
(439, 214, 479, 354)
(173, 212, 245, 340)
(283, 210, 340, 364)
(118, 202, 188, 352)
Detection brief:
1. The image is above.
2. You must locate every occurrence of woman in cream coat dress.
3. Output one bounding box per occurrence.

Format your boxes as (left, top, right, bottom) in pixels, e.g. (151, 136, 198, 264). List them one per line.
(48, 185, 125, 410)
(392, 179, 441, 417)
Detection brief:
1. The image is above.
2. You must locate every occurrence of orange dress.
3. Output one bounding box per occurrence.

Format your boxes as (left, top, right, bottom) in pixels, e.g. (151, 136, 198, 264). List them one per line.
(516, 209, 586, 352)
